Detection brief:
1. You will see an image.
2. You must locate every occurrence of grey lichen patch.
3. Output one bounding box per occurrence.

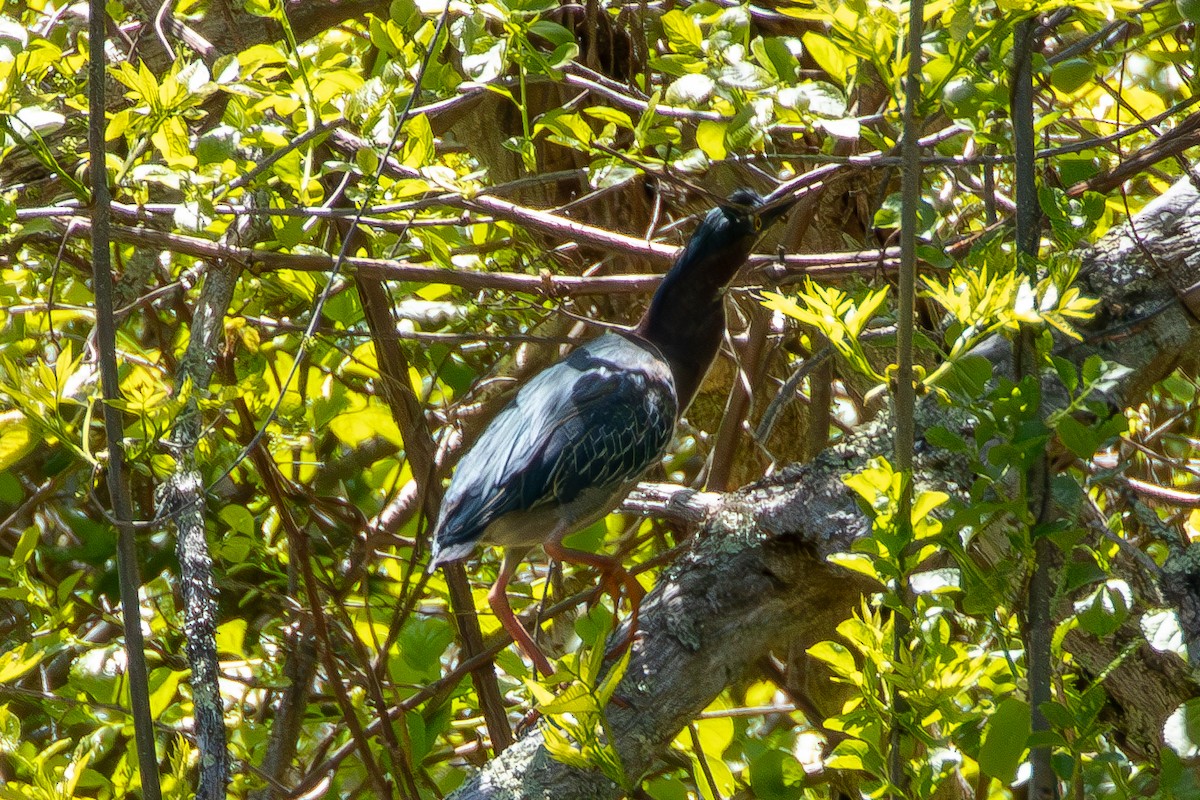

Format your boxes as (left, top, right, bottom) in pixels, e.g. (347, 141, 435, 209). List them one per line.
(468, 736, 548, 800)
(1164, 543, 1200, 582)
(686, 505, 767, 563)
(748, 448, 875, 554)
(659, 580, 703, 652)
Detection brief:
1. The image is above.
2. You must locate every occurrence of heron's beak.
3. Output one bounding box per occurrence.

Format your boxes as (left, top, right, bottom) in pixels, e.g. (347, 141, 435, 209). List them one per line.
(755, 192, 799, 228)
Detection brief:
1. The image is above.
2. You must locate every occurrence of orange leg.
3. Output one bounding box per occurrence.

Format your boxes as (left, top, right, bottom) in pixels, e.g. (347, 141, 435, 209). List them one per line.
(543, 540, 644, 657)
(489, 548, 555, 676)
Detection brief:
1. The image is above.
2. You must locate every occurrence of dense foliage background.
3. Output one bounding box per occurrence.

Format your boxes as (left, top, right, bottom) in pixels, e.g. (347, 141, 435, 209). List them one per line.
(2, 0, 1200, 798)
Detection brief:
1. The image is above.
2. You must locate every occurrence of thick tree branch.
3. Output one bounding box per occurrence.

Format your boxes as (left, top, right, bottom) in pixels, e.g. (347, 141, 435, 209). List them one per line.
(159, 192, 271, 800)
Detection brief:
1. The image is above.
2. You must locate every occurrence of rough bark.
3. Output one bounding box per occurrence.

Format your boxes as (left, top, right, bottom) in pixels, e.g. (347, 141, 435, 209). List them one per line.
(446, 178, 1200, 799)
(158, 192, 270, 800)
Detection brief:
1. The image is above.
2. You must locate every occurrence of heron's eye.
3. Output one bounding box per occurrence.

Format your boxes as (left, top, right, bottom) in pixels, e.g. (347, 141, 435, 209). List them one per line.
(753, 217, 762, 232)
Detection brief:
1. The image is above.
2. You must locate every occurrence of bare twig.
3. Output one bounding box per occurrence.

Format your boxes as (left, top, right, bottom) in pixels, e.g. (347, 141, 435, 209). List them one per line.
(889, 0, 925, 793)
(1013, 15, 1057, 800)
(87, 1, 162, 796)
(44, 214, 900, 291)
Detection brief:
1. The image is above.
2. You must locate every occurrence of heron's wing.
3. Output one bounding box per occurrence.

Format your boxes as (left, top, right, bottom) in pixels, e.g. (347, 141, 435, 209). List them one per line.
(431, 334, 677, 563)
(540, 357, 676, 508)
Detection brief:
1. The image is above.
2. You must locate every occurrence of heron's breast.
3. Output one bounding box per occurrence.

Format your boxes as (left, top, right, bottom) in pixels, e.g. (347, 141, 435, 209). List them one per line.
(479, 481, 636, 549)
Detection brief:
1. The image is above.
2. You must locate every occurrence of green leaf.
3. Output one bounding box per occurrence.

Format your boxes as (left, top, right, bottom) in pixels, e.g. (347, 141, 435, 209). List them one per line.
(911, 489, 948, 522)
(1038, 701, 1077, 730)
(827, 552, 882, 583)
(650, 53, 704, 77)
(747, 748, 805, 800)
(0, 643, 43, 683)
(807, 641, 856, 677)
(596, 646, 630, 707)
(574, 604, 614, 646)
(1050, 57, 1094, 94)
(689, 750, 734, 800)
(399, 617, 455, 673)
(679, 699, 734, 757)
(562, 518, 605, 554)
(938, 354, 993, 397)
(147, 667, 182, 717)
(644, 775, 691, 800)
(538, 683, 595, 715)
(535, 109, 593, 148)
(584, 106, 633, 129)
(978, 698, 1031, 782)
(873, 192, 935, 232)
(724, 104, 761, 151)
(1074, 580, 1131, 637)
(661, 10, 703, 54)
(528, 20, 574, 48)
(825, 738, 871, 772)
(218, 533, 254, 563)
(752, 36, 799, 81)
(1055, 414, 1101, 459)
(1161, 373, 1196, 404)
(546, 42, 580, 70)
(802, 31, 854, 85)
(543, 725, 593, 769)
(10, 525, 38, 567)
(61, 750, 92, 799)
(328, 402, 404, 448)
(917, 242, 953, 270)
(219, 505, 255, 537)
(402, 114, 434, 168)
(924, 425, 967, 452)
(1051, 355, 1078, 393)
(407, 711, 429, 761)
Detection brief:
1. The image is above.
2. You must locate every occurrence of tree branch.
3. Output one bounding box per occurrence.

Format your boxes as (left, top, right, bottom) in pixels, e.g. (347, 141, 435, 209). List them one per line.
(159, 194, 273, 800)
(88, 1, 162, 795)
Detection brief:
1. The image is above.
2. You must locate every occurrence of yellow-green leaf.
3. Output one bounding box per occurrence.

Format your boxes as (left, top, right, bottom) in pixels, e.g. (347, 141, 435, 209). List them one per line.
(216, 619, 248, 655)
(538, 683, 596, 715)
(0, 411, 36, 472)
(802, 32, 854, 86)
(328, 402, 403, 448)
(807, 641, 856, 678)
(695, 120, 727, 160)
(0, 644, 43, 683)
(661, 10, 703, 54)
(402, 115, 434, 168)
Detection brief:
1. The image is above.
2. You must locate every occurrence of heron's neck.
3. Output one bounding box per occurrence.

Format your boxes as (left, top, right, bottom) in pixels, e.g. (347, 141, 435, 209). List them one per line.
(634, 245, 749, 410)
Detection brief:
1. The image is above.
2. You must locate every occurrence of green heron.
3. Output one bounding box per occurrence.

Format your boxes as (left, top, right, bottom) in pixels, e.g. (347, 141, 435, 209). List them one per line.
(430, 189, 788, 675)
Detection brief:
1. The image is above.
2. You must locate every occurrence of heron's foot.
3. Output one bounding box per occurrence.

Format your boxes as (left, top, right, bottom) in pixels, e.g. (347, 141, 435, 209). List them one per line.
(515, 707, 543, 738)
(597, 565, 645, 611)
(602, 586, 642, 666)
